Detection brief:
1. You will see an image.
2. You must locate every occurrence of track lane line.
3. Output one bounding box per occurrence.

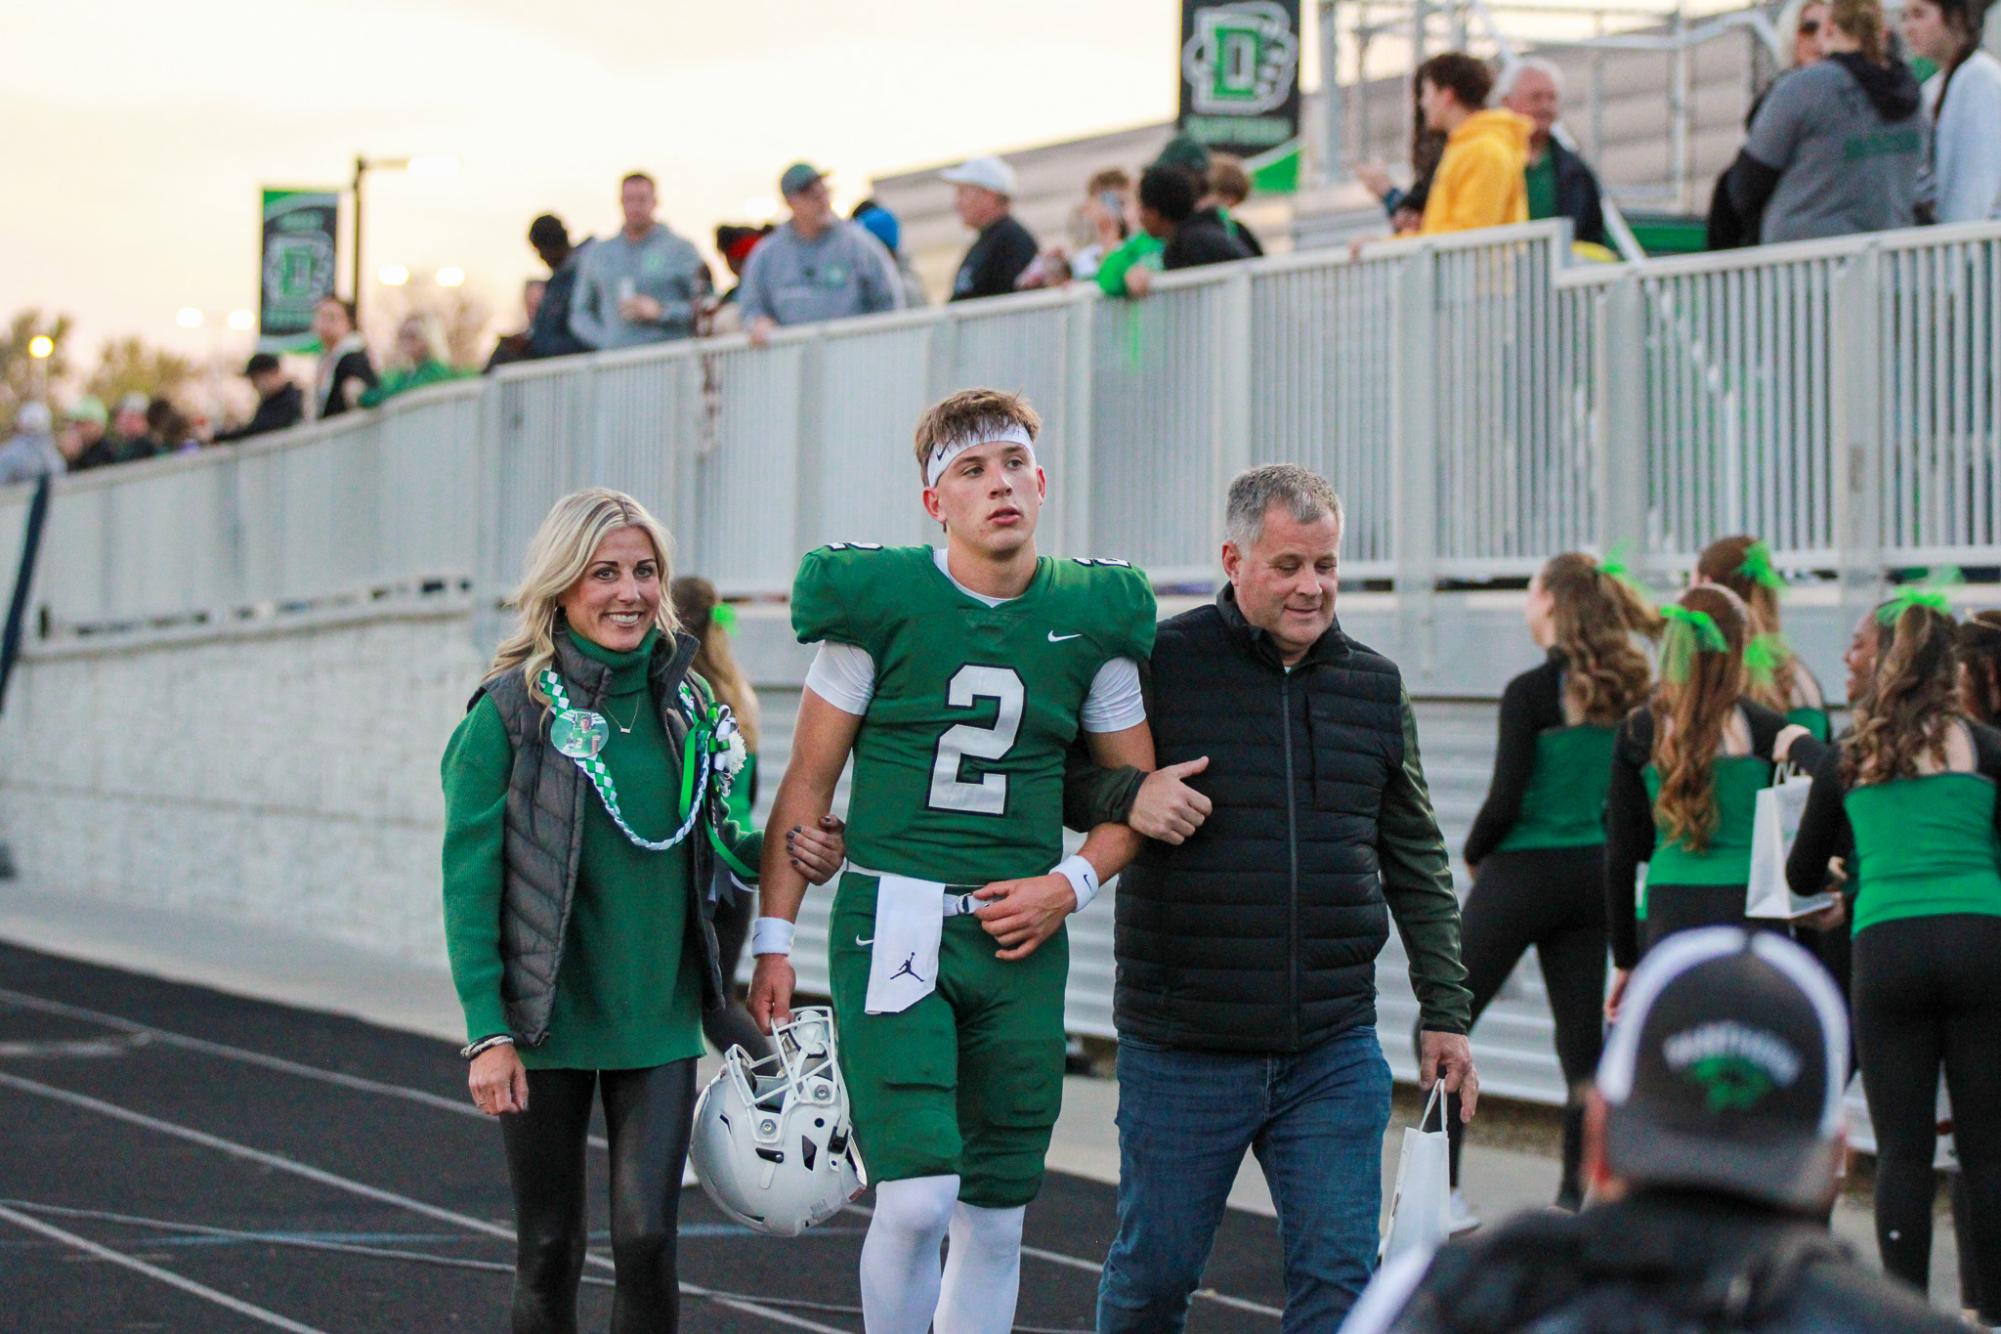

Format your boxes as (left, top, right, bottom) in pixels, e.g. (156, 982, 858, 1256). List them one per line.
(0, 1069, 853, 1334)
(0, 1202, 330, 1334)
(0, 984, 1283, 1320)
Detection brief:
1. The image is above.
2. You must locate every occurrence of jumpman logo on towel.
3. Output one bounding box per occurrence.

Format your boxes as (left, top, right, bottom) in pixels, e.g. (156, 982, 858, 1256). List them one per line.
(891, 953, 925, 984)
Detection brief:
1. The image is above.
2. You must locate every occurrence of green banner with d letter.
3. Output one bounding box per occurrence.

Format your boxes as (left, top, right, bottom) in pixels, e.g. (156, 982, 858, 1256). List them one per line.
(258, 188, 340, 353)
(1178, 0, 1303, 193)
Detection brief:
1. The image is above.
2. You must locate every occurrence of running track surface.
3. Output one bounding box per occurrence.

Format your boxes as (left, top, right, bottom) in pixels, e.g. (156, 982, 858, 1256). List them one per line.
(0, 943, 1288, 1332)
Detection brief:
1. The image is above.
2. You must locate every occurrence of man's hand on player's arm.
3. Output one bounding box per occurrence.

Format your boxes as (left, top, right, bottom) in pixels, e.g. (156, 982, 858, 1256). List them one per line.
(748, 688, 862, 1033)
(979, 722, 1155, 961)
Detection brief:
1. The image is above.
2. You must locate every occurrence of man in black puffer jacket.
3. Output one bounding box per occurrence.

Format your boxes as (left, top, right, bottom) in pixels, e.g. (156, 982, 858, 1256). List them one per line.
(1343, 928, 1967, 1334)
(1067, 463, 1474, 1333)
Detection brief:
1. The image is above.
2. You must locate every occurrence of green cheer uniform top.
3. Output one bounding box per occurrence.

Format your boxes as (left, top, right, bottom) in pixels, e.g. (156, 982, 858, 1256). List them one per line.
(1604, 700, 1790, 966)
(792, 544, 1156, 885)
(1464, 653, 1618, 863)
(1786, 722, 2001, 935)
(440, 628, 711, 1070)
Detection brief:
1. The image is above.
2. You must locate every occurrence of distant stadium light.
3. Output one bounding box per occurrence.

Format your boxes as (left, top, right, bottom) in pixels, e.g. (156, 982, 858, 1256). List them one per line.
(27, 335, 53, 360)
(226, 309, 255, 332)
(176, 308, 204, 329)
(378, 264, 410, 288)
(436, 266, 466, 288)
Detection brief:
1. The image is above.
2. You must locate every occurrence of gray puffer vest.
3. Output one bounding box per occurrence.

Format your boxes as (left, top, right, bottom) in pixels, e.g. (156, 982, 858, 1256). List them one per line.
(471, 630, 729, 1047)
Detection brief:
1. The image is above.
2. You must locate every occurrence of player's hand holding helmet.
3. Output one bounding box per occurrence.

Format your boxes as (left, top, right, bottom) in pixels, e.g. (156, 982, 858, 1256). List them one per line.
(689, 1006, 864, 1237)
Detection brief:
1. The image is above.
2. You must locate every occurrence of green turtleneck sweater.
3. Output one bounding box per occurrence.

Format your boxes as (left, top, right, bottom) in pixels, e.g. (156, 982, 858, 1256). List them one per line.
(441, 628, 711, 1070)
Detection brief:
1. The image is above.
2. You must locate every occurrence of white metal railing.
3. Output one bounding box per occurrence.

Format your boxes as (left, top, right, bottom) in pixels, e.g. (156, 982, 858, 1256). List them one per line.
(6, 219, 2001, 645)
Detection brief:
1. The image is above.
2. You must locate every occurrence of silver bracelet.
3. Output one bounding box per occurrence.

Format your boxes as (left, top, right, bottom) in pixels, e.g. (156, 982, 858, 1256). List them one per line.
(460, 1034, 515, 1061)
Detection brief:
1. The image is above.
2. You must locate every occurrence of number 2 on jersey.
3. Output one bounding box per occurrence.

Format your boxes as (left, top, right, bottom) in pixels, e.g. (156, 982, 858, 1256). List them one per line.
(927, 665, 1025, 815)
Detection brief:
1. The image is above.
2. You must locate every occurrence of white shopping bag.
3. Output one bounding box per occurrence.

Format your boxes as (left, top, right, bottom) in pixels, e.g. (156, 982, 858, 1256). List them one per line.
(1379, 1083, 1451, 1265)
(1745, 773, 1832, 920)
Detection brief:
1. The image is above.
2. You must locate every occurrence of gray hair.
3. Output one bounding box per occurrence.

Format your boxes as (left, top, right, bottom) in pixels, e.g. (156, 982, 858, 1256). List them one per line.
(1495, 56, 1564, 101)
(1225, 464, 1344, 550)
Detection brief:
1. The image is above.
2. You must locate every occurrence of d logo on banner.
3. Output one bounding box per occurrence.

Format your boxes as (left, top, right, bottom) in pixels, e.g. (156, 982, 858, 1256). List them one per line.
(1178, 0, 1303, 193)
(258, 188, 340, 354)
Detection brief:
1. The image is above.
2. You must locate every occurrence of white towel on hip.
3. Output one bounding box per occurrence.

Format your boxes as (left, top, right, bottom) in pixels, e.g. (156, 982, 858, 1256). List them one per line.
(864, 875, 946, 1015)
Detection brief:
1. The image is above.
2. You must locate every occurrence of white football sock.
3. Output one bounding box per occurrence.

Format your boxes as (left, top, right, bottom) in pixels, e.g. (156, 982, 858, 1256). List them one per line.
(859, 1175, 958, 1334)
(935, 1200, 1027, 1334)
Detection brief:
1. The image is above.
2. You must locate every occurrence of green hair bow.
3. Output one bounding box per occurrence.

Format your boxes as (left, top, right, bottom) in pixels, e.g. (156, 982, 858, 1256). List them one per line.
(1875, 568, 1962, 626)
(1744, 631, 1792, 689)
(1735, 539, 1784, 592)
(1659, 604, 1728, 684)
(711, 601, 739, 634)
(1596, 542, 1652, 605)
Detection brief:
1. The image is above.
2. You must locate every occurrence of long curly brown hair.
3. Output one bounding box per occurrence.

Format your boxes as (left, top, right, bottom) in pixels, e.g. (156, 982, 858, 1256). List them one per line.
(1697, 535, 1794, 714)
(1959, 611, 2001, 725)
(1845, 603, 1960, 786)
(1652, 585, 1750, 851)
(1541, 552, 1660, 725)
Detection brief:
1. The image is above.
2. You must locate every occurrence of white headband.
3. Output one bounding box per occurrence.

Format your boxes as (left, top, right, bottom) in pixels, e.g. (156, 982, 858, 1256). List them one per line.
(924, 422, 1036, 488)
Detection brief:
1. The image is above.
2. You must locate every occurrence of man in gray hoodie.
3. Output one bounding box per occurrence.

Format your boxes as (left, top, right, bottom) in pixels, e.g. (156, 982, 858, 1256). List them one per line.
(568, 172, 710, 351)
(740, 163, 902, 347)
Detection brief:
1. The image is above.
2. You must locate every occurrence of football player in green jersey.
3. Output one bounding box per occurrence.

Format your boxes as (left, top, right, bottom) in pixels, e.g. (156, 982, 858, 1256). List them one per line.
(749, 388, 1169, 1334)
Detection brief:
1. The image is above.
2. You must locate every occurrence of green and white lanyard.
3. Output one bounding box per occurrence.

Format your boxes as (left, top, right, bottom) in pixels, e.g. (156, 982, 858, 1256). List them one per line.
(538, 668, 756, 880)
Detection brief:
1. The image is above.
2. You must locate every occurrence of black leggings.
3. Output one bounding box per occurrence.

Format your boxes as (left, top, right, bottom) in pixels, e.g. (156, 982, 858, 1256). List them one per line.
(1852, 915, 2001, 1324)
(1639, 882, 1752, 957)
(500, 1062, 697, 1334)
(1425, 846, 1607, 1207)
(702, 888, 771, 1061)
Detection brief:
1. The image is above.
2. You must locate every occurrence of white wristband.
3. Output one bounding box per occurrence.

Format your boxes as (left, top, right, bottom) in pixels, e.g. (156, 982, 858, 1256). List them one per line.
(752, 917, 796, 957)
(1053, 855, 1101, 913)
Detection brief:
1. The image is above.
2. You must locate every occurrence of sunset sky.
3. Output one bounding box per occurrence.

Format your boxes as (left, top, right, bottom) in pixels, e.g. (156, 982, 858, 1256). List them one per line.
(9, 0, 1280, 369)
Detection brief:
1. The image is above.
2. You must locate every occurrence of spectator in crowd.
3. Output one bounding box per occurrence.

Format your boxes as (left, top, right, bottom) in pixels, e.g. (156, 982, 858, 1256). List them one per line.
(59, 397, 109, 471)
(1068, 168, 1132, 283)
(1199, 155, 1265, 256)
(1415, 53, 1531, 235)
(215, 353, 305, 442)
(111, 393, 148, 448)
(1099, 139, 1211, 298)
(851, 201, 928, 308)
(1357, 123, 1451, 234)
(1344, 929, 1965, 1334)
(311, 297, 377, 419)
(525, 214, 592, 359)
(1709, 0, 1829, 247)
(1134, 164, 1252, 278)
(943, 155, 1039, 301)
(1068, 464, 1474, 1330)
(568, 172, 709, 350)
(0, 403, 64, 486)
(707, 223, 769, 335)
(484, 279, 545, 371)
(1904, 0, 2001, 223)
(1726, 0, 1922, 244)
(738, 162, 902, 347)
(137, 398, 178, 457)
(360, 315, 464, 408)
(1497, 59, 1608, 246)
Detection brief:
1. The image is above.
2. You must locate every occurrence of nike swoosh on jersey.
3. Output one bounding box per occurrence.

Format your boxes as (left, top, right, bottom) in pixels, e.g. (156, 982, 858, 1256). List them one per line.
(1047, 631, 1082, 642)
(855, 935, 875, 946)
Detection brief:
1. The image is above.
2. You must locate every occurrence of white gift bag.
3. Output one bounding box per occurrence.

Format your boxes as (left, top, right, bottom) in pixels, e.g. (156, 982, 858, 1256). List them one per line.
(1379, 1083, 1452, 1265)
(1745, 773, 1832, 920)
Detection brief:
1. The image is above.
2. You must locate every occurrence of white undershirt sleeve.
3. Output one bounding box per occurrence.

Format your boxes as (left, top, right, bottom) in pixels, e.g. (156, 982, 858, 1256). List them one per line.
(803, 641, 878, 716)
(1080, 656, 1145, 733)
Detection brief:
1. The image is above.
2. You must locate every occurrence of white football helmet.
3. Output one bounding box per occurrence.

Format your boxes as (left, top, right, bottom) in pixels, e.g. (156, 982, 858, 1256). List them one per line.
(689, 1007, 864, 1237)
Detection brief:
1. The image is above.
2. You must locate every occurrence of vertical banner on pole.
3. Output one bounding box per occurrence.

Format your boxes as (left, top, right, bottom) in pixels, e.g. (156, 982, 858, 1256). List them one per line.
(1178, 0, 1305, 193)
(258, 188, 340, 353)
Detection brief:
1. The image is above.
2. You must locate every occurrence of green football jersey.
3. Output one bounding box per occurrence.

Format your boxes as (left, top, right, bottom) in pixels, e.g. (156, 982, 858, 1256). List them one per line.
(792, 544, 1156, 884)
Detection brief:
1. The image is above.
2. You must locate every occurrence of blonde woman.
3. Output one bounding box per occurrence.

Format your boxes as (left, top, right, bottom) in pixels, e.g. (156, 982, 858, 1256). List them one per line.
(440, 489, 841, 1331)
(360, 312, 465, 407)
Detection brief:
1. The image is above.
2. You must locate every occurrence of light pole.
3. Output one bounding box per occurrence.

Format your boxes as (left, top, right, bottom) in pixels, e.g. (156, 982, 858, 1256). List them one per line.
(351, 154, 458, 326)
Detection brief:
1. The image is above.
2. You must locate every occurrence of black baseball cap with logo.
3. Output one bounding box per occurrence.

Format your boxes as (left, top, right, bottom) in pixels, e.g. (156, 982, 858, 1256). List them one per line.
(1596, 928, 1849, 1213)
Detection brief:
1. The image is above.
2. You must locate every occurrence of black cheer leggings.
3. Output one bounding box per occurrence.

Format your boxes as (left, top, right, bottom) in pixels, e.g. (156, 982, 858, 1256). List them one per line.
(1852, 914, 2001, 1324)
(1421, 846, 1607, 1208)
(500, 1061, 697, 1334)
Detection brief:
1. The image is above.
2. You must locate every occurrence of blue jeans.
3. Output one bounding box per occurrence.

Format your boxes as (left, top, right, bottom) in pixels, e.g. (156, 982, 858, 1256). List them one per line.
(1096, 1025, 1392, 1334)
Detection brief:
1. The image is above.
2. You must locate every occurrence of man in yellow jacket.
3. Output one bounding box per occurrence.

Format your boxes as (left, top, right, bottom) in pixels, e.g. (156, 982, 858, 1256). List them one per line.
(1415, 53, 1532, 235)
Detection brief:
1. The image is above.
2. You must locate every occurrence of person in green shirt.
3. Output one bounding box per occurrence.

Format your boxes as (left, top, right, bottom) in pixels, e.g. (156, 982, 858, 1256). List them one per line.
(1695, 535, 1831, 741)
(440, 488, 840, 1332)
(359, 313, 470, 408)
(1785, 594, 2001, 1323)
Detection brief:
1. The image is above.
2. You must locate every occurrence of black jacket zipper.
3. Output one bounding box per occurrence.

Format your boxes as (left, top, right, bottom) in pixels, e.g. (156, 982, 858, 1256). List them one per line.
(1279, 668, 1300, 1051)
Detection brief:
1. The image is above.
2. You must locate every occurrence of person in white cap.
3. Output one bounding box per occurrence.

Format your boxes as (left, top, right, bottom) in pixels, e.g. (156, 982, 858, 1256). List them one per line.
(942, 156, 1039, 302)
(0, 402, 64, 487)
